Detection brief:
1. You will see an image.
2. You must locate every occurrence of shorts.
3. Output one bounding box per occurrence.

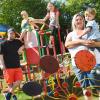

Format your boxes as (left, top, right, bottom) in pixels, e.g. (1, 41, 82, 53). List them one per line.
(25, 47, 40, 65)
(3, 68, 23, 84)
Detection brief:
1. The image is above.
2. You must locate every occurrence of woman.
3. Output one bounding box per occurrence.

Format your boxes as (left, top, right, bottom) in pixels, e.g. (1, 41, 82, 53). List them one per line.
(65, 13, 99, 100)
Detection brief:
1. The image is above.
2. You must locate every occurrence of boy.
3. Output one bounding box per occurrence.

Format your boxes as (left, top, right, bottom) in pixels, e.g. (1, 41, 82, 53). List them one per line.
(79, 8, 100, 51)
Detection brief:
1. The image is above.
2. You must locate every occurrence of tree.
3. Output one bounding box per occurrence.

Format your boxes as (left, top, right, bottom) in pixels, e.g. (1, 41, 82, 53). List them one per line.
(0, 0, 47, 32)
(0, 0, 100, 32)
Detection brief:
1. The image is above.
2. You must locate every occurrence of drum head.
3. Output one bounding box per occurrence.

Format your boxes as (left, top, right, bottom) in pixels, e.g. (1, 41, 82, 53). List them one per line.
(75, 50, 96, 72)
(39, 55, 59, 74)
(22, 81, 42, 96)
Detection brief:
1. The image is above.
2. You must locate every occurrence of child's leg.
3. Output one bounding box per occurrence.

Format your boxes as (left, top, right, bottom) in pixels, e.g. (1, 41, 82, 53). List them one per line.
(49, 35, 53, 44)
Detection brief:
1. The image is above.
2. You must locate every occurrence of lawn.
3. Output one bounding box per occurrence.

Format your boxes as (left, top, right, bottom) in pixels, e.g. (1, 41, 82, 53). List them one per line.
(0, 91, 99, 100)
(0, 78, 99, 100)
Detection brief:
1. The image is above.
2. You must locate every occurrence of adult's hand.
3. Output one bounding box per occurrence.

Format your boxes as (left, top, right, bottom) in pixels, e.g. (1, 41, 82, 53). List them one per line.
(83, 40, 95, 47)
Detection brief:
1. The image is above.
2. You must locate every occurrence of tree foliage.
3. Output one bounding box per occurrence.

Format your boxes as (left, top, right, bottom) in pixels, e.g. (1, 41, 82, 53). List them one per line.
(0, 0, 47, 31)
(0, 0, 100, 32)
(64, 0, 100, 30)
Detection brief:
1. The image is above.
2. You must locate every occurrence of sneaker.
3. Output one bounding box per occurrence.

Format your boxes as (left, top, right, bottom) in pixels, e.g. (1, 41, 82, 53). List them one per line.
(4, 92, 12, 100)
(12, 95, 17, 100)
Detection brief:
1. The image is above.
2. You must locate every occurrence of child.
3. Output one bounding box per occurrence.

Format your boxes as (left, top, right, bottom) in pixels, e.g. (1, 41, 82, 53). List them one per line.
(42, 2, 61, 54)
(20, 10, 39, 43)
(79, 8, 100, 52)
(20, 11, 42, 66)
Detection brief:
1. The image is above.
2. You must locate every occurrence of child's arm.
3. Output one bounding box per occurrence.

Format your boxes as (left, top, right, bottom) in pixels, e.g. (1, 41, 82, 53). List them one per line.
(32, 23, 39, 29)
(78, 26, 92, 38)
(28, 20, 39, 29)
(55, 11, 60, 28)
(32, 19, 44, 24)
(19, 31, 27, 40)
(43, 13, 50, 22)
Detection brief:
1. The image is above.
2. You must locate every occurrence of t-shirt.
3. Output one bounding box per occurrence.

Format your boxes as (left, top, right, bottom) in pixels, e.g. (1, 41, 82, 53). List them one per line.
(94, 49, 100, 64)
(46, 9, 60, 29)
(0, 39, 23, 68)
(68, 31, 88, 66)
(86, 20, 100, 40)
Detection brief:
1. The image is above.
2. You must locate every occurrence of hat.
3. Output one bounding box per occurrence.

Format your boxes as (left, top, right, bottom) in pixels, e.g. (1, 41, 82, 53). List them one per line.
(7, 28, 15, 34)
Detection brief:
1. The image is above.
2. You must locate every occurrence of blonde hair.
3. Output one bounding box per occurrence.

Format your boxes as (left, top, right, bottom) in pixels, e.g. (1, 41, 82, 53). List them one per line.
(85, 8, 96, 16)
(72, 13, 85, 30)
(21, 10, 28, 16)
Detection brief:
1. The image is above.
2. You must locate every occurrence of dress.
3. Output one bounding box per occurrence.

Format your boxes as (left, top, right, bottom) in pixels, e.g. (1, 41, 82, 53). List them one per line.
(21, 17, 40, 65)
(68, 31, 95, 88)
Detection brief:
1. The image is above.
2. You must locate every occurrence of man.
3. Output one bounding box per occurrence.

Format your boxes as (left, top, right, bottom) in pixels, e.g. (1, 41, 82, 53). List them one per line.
(0, 28, 24, 100)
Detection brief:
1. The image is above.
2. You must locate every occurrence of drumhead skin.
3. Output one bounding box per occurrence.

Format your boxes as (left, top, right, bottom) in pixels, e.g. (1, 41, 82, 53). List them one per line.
(75, 50, 96, 72)
(39, 55, 59, 74)
(22, 81, 42, 96)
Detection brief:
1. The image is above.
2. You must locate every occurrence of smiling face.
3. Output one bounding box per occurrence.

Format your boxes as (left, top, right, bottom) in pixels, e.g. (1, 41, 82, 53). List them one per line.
(75, 16, 84, 29)
(72, 14, 85, 30)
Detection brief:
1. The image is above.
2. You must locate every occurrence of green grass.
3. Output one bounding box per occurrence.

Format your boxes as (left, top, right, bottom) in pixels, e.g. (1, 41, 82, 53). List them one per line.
(0, 76, 100, 100)
(0, 91, 32, 100)
(0, 91, 99, 100)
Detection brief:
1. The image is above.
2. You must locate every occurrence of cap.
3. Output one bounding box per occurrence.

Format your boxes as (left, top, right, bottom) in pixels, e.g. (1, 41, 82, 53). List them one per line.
(7, 28, 15, 34)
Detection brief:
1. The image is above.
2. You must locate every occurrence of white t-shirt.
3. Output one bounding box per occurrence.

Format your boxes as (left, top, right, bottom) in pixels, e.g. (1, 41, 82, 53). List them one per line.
(68, 31, 88, 66)
(94, 49, 100, 64)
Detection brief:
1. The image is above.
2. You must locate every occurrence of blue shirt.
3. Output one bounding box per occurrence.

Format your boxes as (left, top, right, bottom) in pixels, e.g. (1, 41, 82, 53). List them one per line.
(86, 20, 100, 40)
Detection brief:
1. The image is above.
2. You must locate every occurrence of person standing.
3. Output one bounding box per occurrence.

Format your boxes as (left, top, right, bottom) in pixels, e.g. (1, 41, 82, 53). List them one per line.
(42, 2, 61, 54)
(65, 13, 95, 100)
(0, 28, 24, 100)
(20, 10, 43, 65)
